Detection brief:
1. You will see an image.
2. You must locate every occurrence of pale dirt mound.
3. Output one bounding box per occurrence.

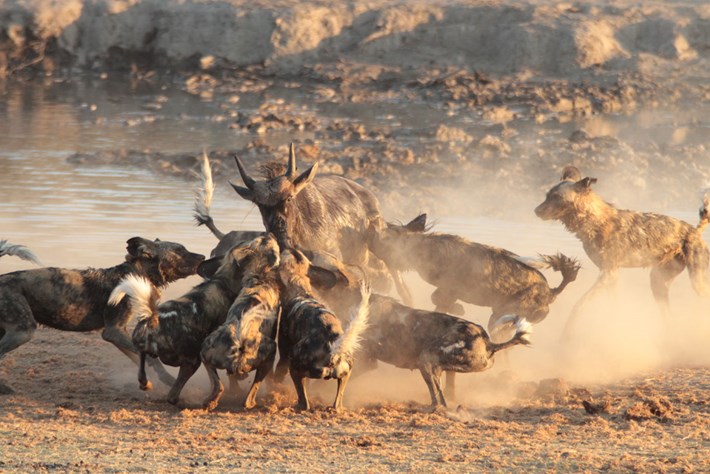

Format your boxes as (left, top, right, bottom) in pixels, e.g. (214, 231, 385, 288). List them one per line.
(0, 328, 707, 472)
(1, 0, 709, 82)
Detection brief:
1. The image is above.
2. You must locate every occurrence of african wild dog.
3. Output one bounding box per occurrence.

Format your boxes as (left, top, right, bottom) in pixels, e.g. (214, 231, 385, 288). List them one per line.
(535, 165, 710, 334)
(230, 143, 406, 302)
(192, 152, 263, 258)
(200, 239, 281, 410)
(109, 235, 279, 411)
(0, 240, 42, 266)
(366, 213, 580, 333)
(303, 251, 531, 409)
(0, 237, 204, 394)
(276, 248, 370, 412)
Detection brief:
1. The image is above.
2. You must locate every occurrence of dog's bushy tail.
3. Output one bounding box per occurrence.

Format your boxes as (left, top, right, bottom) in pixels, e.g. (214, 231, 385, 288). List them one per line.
(698, 189, 710, 232)
(328, 283, 370, 378)
(193, 152, 224, 240)
(0, 240, 42, 266)
(108, 274, 160, 324)
(539, 253, 582, 298)
(488, 315, 532, 354)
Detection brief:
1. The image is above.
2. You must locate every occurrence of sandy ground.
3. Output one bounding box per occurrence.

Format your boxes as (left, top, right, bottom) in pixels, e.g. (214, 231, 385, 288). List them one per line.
(1, 0, 710, 472)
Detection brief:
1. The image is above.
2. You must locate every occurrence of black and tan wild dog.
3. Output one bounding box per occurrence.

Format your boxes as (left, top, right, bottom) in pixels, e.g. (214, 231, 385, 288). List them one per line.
(535, 165, 710, 334)
(276, 248, 369, 412)
(109, 235, 279, 411)
(0, 237, 204, 394)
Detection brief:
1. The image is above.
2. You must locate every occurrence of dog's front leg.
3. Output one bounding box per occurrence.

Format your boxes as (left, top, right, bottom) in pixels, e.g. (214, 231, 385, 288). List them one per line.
(290, 370, 310, 411)
(201, 363, 224, 411)
(102, 325, 175, 386)
(332, 370, 351, 412)
(137, 352, 152, 391)
(167, 359, 202, 406)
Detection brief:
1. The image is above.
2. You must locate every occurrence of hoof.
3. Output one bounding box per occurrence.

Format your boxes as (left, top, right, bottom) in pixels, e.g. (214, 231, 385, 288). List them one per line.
(140, 380, 153, 391)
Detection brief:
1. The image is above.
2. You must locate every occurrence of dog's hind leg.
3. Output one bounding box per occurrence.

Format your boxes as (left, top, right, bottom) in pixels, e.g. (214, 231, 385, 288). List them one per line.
(102, 325, 175, 386)
(0, 298, 37, 394)
(650, 259, 685, 323)
(201, 363, 224, 411)
(563, 269, 618, 338)
(167, 359, 201, 406)
(290, 370, 310, 411)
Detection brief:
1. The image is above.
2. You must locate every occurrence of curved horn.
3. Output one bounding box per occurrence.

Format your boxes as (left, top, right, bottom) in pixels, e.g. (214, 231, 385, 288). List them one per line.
(234, 155, 256, 190)
(286, 143, 297, 180)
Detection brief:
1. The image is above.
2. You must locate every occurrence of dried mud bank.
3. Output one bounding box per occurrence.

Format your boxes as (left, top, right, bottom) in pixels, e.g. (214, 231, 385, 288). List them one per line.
(4, 1, 709, 217)
(0, 329, 708, 472)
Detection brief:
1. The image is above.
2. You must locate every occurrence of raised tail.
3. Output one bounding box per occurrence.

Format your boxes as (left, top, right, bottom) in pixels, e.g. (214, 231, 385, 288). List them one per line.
(193, 152, 225, 240)
(488, 315, 532, 355)
(540, 253, 582, 298)
(698, 189, 709, 232)
(108, 274, 160, 324)
(328, 283, 371, 379)
(0, 240, 42, 266)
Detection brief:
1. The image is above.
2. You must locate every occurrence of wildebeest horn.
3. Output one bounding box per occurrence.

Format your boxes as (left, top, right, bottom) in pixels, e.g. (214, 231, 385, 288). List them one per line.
(286, 143, 297, 180)
(234, 155, 255, 190)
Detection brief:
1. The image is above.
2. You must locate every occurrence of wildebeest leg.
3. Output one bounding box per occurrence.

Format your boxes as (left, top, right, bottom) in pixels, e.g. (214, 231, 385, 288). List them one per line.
(244, 360, 272, 409)
(167, 359, 202, 406)
(563, 269, 618, 338)
(290, 370, 310, 411)
(650, 260, 685, 323)
(137, 352, 152, 391)
(102, 325, 175, 386)
(431, 287, 464, 316)
(419, 360, 446, 409)
(333, 371, 351, 412)
(201, 363, 224, 411)
(0, 323, 36, 394)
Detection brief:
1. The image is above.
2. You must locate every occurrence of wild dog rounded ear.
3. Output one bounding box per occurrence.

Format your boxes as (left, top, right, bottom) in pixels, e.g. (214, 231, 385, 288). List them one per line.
(560, 165, 582, 182)
(126, 237, 157, 260)
(405, 213, 427, 232)
(575, 177, 598, 191)
(197, 256, 223, 279)
(307, 265, 339, 290)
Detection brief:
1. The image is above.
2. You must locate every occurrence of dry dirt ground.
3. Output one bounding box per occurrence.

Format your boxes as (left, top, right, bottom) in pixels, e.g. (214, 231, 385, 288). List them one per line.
(0, 326, 707, 473)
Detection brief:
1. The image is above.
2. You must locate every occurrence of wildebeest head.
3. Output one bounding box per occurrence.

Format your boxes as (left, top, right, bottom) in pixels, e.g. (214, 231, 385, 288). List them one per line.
(230, 144, 319, 249)
(534, 167, 598, 221)
(366, 213, 428, 271)
(125, 237, 205, 287)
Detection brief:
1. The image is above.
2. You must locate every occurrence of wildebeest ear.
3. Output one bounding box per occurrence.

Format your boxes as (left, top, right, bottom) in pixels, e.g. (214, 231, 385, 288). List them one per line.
(292, 162, 319, 195)
(404, 213, 427, 232)
(126, 237, 157, 259)
(229, 181, 255, 201)
(574, 177, 597, 191)
(560, 165, 582, 182)
(307, 265, 338, 290)
(197, 256, 223, 279)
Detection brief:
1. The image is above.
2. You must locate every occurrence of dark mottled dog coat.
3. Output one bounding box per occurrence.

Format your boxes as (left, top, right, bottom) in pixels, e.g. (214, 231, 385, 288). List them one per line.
(535, 166, 709, 332)
(304, 251, 531, 408)
(0, 237, 204, 395)
(200, 245, 281, 409)
(110, 235, 279, 411)
(276, 248, 369, 412)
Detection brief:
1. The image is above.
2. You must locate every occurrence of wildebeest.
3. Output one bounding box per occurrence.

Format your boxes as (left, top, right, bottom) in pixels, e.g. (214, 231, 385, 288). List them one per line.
(192, 152, 262, 258)
(276, 248, 370, 411)
(0, 240, 42, 266)
(0, 237, 204, 394)
(230, 144, 405, 302)
(200, 239, 281, 409)
(302, 251, 532, 409)
(535, 165, 710, 334)
(109, 235, 279, 410)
